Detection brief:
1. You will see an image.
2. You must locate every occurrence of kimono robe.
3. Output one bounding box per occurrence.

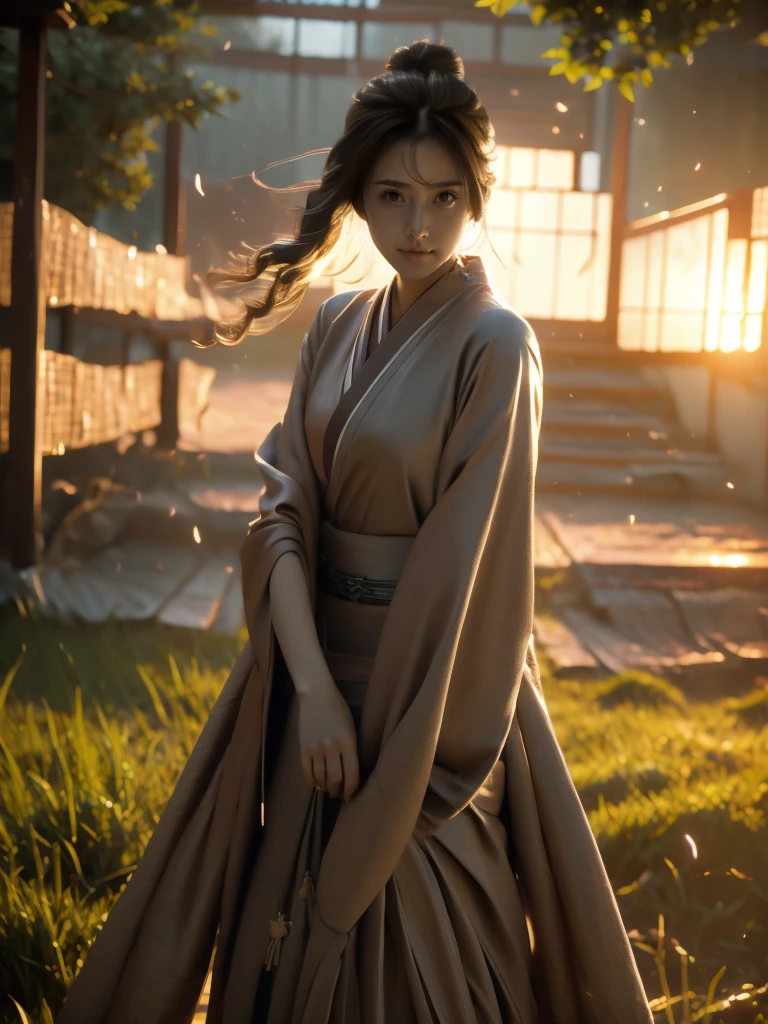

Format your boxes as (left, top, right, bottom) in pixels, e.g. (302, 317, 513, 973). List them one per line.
(55, 255, 653, 1024)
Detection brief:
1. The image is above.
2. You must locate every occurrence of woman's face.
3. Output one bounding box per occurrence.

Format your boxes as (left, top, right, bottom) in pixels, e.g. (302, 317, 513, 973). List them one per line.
(359, 135, 474, 280)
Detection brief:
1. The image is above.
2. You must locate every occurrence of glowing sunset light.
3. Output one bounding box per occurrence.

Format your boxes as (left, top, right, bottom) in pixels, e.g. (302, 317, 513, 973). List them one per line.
(195, 173, 205, 197)
(684, 834, 698, 859)
(193, 526, 201, 543)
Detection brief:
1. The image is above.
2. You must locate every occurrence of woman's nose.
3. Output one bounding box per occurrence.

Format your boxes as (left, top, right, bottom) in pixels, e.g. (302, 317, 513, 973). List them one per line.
(406, 206, 429, 238)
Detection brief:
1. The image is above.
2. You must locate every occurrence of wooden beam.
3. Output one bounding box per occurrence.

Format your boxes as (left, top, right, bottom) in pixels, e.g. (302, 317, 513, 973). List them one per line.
(604, 93, 632, 341)
(201, 47, 554, 81)
(68, 306, 213, 344)
(200, 1, 531, 26)
(7, 18, 47, 569)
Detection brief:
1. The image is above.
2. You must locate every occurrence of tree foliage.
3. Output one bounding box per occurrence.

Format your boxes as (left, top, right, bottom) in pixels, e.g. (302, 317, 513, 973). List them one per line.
(474, 0, 745, 101)
(0, 0, 239, 222)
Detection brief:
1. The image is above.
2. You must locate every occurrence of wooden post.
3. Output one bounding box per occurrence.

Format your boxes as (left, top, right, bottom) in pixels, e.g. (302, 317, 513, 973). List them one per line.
(159, 117, 183, 449)
(7, 18, 47, 568)
(156, 346, 180, 450)
(604, 93, 632, 343)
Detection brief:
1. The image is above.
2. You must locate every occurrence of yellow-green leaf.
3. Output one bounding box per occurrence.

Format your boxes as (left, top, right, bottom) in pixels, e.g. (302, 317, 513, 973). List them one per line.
(548, 61, 568, 76)
(640, 67, 653, 87)
(583, 75, 604, 91)
(565, 63, 587, 84)
(530, 4, 548, 26)
(618, 78, 635, 102)
(754, 30, 768, 46)
(599, 65, 615, 80)
(540, 48, 569, 59)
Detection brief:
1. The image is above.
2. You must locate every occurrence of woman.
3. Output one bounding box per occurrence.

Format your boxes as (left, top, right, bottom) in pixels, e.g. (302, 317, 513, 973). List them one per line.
(56, 41, 653, 1024)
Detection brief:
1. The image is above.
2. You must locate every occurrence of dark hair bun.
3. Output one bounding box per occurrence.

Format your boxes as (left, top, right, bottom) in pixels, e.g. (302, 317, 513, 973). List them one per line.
(384, 40, 465, 81)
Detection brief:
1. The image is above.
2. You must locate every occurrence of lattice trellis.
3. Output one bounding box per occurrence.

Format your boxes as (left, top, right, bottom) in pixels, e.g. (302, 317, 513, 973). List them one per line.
(0, 201, 203, 320)
(0, 349, 163, 455)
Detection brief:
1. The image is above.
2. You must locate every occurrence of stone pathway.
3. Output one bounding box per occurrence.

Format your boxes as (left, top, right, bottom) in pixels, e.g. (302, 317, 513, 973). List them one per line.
(4, 356, 767, 693)
(531, 349, 768, 691)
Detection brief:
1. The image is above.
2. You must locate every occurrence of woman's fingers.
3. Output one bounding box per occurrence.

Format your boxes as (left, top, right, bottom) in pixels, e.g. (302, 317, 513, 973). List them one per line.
(325, 750, 343, 799)
(342, 745, 360, 803)
(311, 753, 327, 792)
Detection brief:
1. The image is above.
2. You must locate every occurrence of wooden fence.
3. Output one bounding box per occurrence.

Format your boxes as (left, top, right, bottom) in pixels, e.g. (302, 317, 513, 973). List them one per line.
(1, 199, 213, 568)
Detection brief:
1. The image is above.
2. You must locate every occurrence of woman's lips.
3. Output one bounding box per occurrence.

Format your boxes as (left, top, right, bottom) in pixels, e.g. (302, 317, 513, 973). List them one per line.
(399, 249, 434, 261)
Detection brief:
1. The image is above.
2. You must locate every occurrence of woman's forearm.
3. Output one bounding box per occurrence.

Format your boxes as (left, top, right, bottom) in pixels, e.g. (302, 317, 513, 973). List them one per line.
(269, 550, 335, 699)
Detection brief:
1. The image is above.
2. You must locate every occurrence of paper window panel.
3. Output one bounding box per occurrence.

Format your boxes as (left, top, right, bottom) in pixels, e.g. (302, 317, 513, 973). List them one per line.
(441, 21, 494, 62)
(491, 147, 510, 190)
(512, 231, 558, 320)
(705, 209, 728, 348)
(744, 314, 763, 352)
(297, 19, 356, 59)
(553, 233, 596, 320)
(664, 217, 711, 313)
(561, 191, 596, 233)
(747, 239, 768, 314)
(751, 186, 768, 240)
(487, 188, 519, 229)
(588, 193, 612, 321)
(520, 190, 560, 231)
(505, 148, 536, 189)
(536, 149, 574, 190)
(619, 311, 647, 351)
(361, 22, 435, 60)
(660, 311, 707, 353)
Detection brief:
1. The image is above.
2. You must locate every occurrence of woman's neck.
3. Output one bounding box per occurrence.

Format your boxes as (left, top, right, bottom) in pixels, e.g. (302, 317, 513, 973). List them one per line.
(390, 254, 458, 327)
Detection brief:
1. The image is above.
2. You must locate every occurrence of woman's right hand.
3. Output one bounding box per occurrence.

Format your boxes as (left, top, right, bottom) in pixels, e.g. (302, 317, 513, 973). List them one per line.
(297, 681, 360, 803)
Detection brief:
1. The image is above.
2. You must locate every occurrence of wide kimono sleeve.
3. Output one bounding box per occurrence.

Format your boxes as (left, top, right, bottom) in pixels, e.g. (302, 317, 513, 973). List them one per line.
(239, 304, 328, 674)
(314, 310, 544, 933)
(53, 301, 334, 1024)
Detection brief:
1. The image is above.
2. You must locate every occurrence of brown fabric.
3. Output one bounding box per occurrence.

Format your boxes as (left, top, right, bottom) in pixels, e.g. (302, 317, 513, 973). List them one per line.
(56, 254, 653, 1024)
(323, 257, 473, 482)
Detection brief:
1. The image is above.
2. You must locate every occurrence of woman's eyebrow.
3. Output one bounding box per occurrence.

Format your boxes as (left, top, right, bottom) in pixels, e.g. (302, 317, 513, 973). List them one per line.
(373, 178, 464, 188)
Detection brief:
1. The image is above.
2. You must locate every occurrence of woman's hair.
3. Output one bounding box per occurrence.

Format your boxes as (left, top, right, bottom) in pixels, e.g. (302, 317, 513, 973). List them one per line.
(203, 39, 496, 346)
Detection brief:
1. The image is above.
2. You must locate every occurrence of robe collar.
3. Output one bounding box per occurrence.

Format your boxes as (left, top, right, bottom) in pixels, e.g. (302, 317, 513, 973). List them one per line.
(323, 254, 487, 484)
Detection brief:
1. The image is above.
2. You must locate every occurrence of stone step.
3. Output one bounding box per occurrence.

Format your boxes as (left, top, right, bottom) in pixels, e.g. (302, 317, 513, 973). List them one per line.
(539, 442, 725, 466)
(536, 457, 732, 497)
(543, 368, 675, 417)
(542, 428, 713, 454)
(542, 400, 674, 436)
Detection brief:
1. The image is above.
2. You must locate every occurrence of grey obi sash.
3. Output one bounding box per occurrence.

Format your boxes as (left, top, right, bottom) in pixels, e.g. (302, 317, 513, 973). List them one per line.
(315, 519, 505, 817)
(316, 519, 414, 688)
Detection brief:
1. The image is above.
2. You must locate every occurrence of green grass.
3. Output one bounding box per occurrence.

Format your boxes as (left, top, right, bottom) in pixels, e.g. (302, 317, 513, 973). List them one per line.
(0, 609, 766, 1022)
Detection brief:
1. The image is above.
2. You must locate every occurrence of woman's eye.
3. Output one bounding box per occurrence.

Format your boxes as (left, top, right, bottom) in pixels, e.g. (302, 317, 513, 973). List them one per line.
(378, 190, 458, 204)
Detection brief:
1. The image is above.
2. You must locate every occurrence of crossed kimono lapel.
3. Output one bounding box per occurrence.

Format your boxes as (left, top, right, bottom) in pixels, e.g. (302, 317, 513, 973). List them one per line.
(322, 257, 485, 487)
